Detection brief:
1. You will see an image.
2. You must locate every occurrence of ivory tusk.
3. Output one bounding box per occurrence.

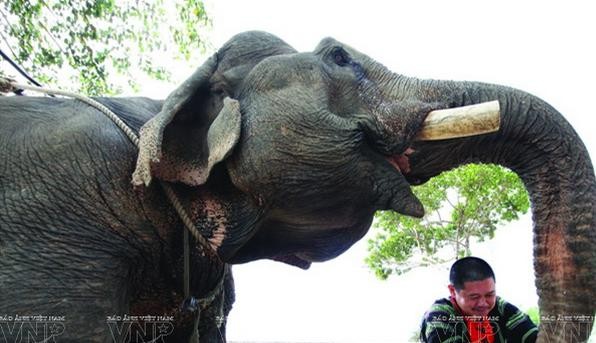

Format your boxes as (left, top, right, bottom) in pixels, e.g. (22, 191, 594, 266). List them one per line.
(416, 100, 500, 141)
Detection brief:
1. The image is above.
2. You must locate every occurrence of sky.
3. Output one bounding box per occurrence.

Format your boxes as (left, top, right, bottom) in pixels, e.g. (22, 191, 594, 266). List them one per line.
(167, 1, 596, 342)
(195, 1, 596, 342)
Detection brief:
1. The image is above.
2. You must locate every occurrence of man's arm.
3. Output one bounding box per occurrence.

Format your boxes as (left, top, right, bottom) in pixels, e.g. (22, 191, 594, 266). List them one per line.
(421, 302, 468, 343)
(499, 299, 538, 343)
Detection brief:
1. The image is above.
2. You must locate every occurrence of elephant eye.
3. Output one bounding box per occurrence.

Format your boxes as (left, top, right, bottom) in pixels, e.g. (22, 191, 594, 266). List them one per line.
(332, 47, 350, 66)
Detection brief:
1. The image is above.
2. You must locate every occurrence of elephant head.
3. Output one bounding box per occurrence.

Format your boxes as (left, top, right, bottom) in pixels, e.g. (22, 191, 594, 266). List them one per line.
(134, 32, 595, 342)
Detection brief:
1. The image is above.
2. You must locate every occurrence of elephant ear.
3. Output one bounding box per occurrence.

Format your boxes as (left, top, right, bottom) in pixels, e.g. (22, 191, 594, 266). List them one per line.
(132, 56, 241, 186)
(132, 31, 297, 186)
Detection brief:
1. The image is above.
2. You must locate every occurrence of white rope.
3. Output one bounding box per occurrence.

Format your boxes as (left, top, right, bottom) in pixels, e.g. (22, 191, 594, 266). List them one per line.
(3, 80, 141, 146)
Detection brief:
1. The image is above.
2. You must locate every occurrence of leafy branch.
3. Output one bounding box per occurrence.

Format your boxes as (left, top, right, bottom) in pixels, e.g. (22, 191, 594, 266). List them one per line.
(366, 164, 530, 279)
(0, 0, 211, 95)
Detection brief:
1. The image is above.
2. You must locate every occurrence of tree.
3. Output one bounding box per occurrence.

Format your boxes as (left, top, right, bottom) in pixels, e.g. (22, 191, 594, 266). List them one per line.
(366, 163, 530, 279)
(0, 0, 210, 95)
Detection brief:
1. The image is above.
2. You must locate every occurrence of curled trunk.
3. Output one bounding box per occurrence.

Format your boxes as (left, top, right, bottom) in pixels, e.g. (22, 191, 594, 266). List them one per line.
(406, 79, 595, 343)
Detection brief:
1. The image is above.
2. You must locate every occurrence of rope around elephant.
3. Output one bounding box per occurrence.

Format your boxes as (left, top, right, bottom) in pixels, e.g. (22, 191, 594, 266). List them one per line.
(0, 77, 225, 342)
(0, 78, 215, 253)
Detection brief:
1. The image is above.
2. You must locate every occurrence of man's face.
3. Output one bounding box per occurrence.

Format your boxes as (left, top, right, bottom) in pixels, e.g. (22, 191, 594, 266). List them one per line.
(449, 277, 496, 317)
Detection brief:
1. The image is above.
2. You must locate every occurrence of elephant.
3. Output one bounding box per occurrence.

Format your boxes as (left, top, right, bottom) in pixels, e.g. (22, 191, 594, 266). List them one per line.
(0, 30, 594, 343)
(0, 31, 291, 343)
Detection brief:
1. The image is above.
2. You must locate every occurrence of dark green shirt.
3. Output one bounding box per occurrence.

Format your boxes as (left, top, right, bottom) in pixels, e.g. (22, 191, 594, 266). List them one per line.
(420, 297, 538, 343)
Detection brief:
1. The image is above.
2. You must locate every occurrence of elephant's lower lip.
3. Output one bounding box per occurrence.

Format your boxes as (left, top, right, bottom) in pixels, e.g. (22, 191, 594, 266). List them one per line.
(387, 147, 414, 174)
(271, 254, 312, 269)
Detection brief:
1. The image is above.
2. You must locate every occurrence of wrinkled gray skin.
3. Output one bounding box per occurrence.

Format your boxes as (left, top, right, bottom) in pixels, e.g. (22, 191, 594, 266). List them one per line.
(1, 31, 594, 342)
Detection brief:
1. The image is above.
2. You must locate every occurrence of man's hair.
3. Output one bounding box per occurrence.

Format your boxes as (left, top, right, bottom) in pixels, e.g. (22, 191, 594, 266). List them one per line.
(449, 256, 495, 291)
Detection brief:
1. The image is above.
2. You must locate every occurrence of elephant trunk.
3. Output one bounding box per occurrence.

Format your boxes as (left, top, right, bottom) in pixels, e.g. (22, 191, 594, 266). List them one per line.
(403, 79, 595, 343)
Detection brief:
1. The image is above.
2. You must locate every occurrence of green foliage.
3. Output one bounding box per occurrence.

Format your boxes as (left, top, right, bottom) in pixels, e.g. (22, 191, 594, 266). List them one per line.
(366, 164, 530, 279)
(0, 0, 210, 95)
(525, 307, 540, 324)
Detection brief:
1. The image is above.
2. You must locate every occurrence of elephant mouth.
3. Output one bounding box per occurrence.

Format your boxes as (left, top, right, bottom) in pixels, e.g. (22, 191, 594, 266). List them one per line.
(387, 147, 415, 174)
(372, 101, 502, 217)
(272, 254, 312, 269)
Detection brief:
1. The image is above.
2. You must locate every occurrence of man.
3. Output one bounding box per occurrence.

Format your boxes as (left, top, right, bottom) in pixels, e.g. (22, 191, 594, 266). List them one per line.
(420, 257, 538, 343)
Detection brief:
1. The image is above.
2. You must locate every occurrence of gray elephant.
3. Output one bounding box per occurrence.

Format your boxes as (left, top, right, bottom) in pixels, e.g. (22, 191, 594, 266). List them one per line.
(0, 31, 289, 343)
(0, 30, 594, 343)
